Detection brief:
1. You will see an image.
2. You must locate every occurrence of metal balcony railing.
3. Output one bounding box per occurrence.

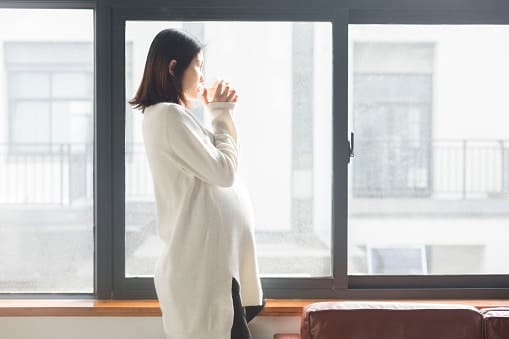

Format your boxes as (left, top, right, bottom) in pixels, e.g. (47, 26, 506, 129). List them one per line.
(0, 143, 92, 205)
(1, 139, 508, 205)
(352, 139, 509, 198)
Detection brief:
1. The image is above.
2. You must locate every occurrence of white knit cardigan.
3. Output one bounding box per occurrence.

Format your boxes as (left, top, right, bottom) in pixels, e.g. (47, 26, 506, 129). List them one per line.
(142, 101, 263, 339)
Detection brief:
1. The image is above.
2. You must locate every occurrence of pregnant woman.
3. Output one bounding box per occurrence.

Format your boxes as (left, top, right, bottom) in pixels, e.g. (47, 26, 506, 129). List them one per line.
(129, 28, 265, 339)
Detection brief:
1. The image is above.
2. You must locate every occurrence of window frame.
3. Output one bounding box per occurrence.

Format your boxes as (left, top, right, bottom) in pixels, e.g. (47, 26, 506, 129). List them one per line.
(109, 5, 349, 300)
(110, 5, 509, 300)
(109, 5, 509, 300)
(346, 9, 509, 299)
(0, 0, 508, 300)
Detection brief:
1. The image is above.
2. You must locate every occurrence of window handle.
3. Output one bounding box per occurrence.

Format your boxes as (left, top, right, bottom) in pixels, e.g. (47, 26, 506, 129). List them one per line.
(348, 131, 354, 163)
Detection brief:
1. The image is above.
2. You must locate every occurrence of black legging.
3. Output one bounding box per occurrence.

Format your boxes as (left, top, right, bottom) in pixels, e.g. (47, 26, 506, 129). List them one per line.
(231, 277, 266, 339)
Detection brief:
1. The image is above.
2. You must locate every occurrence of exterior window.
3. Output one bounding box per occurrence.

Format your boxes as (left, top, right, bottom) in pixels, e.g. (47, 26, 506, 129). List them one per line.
(352, 43, 433, 198)
(6, 42, 93, 154)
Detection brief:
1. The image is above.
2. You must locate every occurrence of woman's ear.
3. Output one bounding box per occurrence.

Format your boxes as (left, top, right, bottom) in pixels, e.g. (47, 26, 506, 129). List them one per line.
(168, 59, 177, 77)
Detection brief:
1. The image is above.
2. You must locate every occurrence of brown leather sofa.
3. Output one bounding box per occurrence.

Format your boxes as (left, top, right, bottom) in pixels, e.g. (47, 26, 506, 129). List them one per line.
(481, 307, 509, 339)
(273, 302, 509, 339)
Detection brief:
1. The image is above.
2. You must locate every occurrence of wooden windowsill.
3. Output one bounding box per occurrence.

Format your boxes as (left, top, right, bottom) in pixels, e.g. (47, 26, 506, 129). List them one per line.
(1, 299, 509, 317)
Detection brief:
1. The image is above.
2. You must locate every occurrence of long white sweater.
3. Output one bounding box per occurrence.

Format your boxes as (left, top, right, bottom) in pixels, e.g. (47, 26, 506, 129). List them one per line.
(142, 101, 263, 339)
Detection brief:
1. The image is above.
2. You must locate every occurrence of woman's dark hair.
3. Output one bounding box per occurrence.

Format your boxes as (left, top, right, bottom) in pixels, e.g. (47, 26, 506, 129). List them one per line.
(129, 28, 203, 112)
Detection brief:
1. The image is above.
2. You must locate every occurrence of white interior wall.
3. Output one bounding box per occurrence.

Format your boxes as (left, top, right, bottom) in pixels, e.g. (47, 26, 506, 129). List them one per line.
(0, 316, 301, 339)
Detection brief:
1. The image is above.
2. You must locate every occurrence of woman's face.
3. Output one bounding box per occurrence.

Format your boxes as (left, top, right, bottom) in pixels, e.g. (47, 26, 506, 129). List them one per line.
(181, 51, 204, 102)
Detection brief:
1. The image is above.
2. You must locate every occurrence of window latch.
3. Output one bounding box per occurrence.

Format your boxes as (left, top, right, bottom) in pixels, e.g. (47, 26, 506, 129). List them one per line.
(348, 131, 354, 163)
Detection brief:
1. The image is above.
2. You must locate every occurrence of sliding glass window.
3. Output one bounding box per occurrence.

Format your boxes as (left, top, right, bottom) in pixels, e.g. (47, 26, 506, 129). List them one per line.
(0, 9, 94, 293)
(3, 4, 507, 299)
(348, 25, 509, 276)
(124, 21, 333, 279)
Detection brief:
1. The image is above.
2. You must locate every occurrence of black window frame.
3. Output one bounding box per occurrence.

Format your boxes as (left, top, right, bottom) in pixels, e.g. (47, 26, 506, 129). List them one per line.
(0, 0, 508, 300)
(109, 5, 349, 300)
(347, 8, 509, 298)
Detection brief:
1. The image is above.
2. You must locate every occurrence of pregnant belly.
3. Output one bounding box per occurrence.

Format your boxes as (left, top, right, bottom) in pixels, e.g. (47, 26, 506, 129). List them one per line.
(211, 181, 254, 232)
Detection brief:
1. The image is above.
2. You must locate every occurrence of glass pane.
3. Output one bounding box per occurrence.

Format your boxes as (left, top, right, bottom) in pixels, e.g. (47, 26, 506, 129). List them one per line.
(52, 101, 93, 147)
(0, 8, 94, 292)
(52, 72, 92, 98)
(348, 25, 509, 275)
(9, 72, 50, 99)
(12, 101, 51, 147)
(125, 21, 332, 278)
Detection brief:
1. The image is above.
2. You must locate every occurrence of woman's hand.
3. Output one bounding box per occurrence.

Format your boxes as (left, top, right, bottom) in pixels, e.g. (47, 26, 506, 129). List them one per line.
(201, 80, 238, 105)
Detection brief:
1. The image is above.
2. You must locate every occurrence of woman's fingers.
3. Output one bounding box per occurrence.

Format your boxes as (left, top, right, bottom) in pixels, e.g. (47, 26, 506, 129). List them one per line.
(221, 83, 230, 98)
(226, 89, 236, 101)
(208, 79, 238, 103)
(215, 81, 224, 98)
